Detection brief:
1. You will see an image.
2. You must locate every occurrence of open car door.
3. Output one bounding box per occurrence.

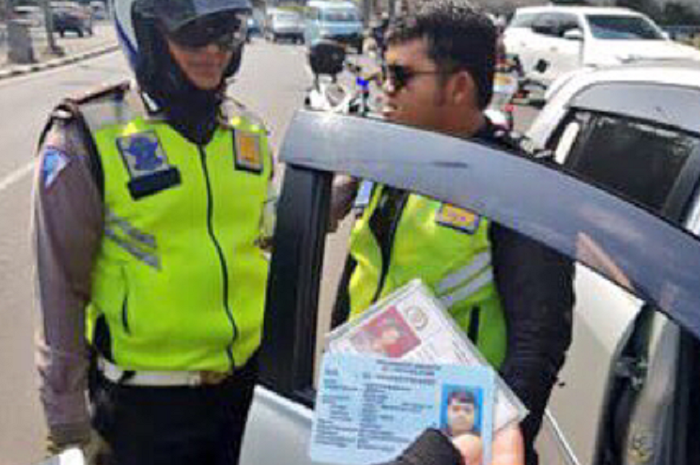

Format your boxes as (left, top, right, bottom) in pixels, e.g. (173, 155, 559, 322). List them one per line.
(236, 110, 700, 465)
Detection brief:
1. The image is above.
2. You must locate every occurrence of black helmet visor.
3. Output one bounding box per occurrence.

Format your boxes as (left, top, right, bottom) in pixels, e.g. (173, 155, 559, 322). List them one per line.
(152, 0, 251, 34)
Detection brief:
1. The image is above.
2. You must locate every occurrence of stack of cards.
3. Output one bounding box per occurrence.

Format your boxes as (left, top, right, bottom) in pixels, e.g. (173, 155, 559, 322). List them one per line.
(309, 280, 528, 464)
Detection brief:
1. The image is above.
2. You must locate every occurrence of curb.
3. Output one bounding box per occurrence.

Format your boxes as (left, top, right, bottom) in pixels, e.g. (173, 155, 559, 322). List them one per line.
(0, 43, 119, 81)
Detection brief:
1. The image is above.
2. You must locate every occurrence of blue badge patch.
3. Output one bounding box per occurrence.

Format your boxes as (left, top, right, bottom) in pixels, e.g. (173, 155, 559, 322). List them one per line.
(117, 131, 170, 179)
(42, 147, 70, 189)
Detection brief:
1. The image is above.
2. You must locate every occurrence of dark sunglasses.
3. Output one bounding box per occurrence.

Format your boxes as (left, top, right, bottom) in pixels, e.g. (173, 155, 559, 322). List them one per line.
(382, 63, 445, 91)
(165, 22, 246, 51)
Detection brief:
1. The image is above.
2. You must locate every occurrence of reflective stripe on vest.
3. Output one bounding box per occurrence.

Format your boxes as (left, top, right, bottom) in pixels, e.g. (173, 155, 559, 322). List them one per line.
(348, 186, 507, 367)
(84, 94, 271, 372)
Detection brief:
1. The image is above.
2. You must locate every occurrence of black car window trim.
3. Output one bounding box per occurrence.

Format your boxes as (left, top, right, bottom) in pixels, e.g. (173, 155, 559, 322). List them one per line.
(568, 81, 700, 137)
(561, 108, 700, 221)
(259, 166, 331, 408)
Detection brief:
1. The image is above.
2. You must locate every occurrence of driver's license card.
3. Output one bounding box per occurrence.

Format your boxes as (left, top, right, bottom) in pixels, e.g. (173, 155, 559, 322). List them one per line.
(310, 354, 495, 465)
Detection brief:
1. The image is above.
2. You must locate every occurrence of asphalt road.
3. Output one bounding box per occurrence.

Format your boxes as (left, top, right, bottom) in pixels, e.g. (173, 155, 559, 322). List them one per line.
(0, 38, 539, 465)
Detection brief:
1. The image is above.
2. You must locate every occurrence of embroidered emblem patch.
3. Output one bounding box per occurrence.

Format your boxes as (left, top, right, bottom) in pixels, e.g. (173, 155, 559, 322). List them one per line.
(42, 147, 70, 189)
(234, 131, 263, 173)
(435, 204, 480, 234)
(117, 131, 170, 178)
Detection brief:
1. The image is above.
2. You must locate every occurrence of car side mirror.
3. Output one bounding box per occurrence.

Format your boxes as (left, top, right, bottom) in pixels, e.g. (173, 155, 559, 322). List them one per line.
(534, 59, 550, 74)
(563, 29, 584, 41)
(308, 40, 346, 76)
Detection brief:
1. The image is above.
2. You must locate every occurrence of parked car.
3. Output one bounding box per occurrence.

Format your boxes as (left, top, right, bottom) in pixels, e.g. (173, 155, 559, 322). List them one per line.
(51, 1, 93, 37)
(89, 1, 108, 21)
(526, 59, 700, 464)
(246, 16, 261, 42)
(503, 5, 700, 87)
(265, 8, 304, 44)
(304, 0, 363, 52)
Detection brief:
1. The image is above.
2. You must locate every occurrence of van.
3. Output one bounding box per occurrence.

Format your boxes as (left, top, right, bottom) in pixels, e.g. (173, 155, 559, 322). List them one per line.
(304, 0, 363, 51)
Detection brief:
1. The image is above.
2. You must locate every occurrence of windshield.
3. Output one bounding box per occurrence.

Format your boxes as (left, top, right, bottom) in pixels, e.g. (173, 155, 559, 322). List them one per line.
(322, 9, 359, 22)
(586, 15, 664, 40)
(274, 12, 300, 22)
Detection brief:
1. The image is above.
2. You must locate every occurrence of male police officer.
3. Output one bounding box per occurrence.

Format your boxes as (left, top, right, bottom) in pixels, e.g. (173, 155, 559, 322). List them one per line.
(33, 0, 273, 463)
(333, 2, 574, 464)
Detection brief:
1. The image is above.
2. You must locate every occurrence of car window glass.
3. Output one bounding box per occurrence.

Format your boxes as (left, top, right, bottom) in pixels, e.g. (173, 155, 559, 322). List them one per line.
(586, 15, 664, 40)
(509, 12, 537, 29)
(322, 9, 359, 22)
(532, 14, 558, 37)
(560, 112, 699, 216)
(554, 14, 581, 36)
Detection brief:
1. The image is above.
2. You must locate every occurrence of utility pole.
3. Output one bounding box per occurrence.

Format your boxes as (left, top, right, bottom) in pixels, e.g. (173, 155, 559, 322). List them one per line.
(41, 0, 63, 55)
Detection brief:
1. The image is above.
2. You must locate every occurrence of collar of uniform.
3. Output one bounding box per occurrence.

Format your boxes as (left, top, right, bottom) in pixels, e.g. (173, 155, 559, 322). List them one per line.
(219, 96, 269, 133)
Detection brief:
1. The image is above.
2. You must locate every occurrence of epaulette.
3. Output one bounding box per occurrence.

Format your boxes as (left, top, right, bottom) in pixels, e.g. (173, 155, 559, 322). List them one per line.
(37, 83, 129, 198)
(223, 97, 269, 134)
(46, 81, 131, 123)
(68, 81, 131, 106)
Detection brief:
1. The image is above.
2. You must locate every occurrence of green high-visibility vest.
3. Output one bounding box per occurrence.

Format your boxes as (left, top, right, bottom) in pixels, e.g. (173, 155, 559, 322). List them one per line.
(349, 186, 507, 367)
(81, 91, 271, 372)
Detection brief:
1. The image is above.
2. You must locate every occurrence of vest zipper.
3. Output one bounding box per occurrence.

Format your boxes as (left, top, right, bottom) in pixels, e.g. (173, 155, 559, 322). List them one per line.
(121, 267, 131, 335)
(371, 191, 409, 303)
(121, 295, 131, 335)
(198, 147, 237, 367)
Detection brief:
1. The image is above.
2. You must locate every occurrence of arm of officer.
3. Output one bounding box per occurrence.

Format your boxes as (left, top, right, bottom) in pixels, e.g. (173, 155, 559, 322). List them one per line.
(33, 117, 104, 451)
(490, 224, 574, 461)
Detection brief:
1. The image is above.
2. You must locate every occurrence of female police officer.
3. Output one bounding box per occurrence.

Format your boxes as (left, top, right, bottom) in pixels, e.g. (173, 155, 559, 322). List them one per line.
(33, 0, 273, 463)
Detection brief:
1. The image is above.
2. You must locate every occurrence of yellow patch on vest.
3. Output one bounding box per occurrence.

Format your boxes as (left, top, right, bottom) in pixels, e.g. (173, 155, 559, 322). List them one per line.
(435, 204, 480, 234)
(234, 132, 263, 174)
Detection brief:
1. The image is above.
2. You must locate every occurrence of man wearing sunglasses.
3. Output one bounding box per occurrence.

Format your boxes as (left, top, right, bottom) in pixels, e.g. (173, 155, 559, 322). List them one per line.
(333, 2, 574, 464)
(32, 0, 274, 463)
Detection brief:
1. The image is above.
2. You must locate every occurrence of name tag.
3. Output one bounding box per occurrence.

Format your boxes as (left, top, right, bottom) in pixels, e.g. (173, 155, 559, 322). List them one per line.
(234, 131, 263, 174)
(435, 204, 480, 234)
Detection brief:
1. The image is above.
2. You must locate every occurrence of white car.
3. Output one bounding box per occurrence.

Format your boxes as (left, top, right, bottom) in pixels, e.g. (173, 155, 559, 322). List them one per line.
(527, 59, 700, 465)
(503, 5, 700, 86)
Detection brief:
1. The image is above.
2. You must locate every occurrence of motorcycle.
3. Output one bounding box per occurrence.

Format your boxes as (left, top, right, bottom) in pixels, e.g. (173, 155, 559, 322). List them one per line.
(485, 52, 520, 132)
(305, 40, 383, 118)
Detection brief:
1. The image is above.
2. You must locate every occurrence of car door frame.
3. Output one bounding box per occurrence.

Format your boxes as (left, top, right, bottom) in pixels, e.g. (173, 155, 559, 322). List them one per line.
(243, 110, 700, 465)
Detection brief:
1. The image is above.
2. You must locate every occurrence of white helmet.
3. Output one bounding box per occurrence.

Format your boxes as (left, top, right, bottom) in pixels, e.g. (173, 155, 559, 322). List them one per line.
(111, 0, 251, 105)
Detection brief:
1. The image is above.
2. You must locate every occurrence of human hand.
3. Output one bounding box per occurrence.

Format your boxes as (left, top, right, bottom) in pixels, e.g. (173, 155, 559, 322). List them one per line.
(329, 175, 359, 232)
(47, 426, 111, 465)
(452, 425, 524, 465)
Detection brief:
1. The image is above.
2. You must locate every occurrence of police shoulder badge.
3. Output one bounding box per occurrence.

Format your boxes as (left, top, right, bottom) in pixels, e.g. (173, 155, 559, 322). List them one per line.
(234, 131, 263, 174)
(42, 147, 70, 189)
(435, 203, 481, 234)
(116, 131, 180, 200)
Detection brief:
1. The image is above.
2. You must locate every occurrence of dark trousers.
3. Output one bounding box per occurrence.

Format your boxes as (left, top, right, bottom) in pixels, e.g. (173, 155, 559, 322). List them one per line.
(90, 355, 258, 465)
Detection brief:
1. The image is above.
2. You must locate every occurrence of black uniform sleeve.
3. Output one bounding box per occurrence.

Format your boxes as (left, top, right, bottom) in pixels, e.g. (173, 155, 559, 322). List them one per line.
(376, 429, 464, 465)
(490, 223, 574, 465)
